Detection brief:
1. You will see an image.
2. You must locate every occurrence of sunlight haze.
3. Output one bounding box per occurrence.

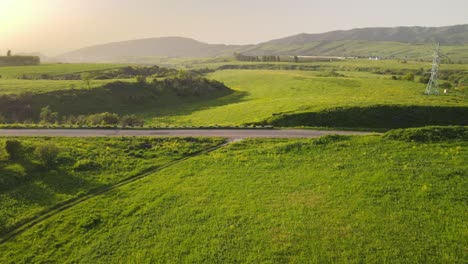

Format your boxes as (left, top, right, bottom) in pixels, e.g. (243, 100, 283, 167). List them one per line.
(0, 0, 467, 55)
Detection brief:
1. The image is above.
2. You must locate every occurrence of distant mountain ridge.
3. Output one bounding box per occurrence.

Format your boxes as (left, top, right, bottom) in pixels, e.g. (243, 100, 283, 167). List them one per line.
(263, 24, 468, 45)
(59, 24, 468, 62)
(60, 37, 247, 62)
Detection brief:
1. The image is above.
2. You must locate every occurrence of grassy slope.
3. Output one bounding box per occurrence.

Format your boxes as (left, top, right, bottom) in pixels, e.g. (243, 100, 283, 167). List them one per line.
(0, 62, 466, 127)
(243, 41, 468, 62)
(0, 63, 132, 94)
(1, 135, 466, 263)
(0, 64, 126, 78)
(0, 79, 233, 125)
(190, 58, 468, 71)
(0, 79, 136, 94)
(146, 69, 467, 126)
(0, 137, 224, 235)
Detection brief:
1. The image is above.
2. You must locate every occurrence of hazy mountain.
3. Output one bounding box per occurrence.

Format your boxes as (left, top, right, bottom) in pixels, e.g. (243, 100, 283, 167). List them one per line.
(262, 24, 468, 45)
(59, 25, 468, 62)
(60, 37, 247, 62)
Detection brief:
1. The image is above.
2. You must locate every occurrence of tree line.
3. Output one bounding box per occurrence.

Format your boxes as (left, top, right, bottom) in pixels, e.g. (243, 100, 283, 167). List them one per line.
(38, 106, 145, 127)
(0, 50, 40, 66)
(13, 65, 178, 81)
(234, 52, 281, 62)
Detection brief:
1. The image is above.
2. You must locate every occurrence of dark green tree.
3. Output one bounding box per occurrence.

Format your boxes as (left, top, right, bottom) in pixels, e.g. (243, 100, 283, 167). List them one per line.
(35, 144, 59, 168)
(402, 72, 415, 81)
(440, 83, 452, 89)
(5, 139, 23, 161)
(7, 50, 11, 56)
(136, 76, 147, 85)
(120, 114, 144, 127)
(40, 106, 58, 124)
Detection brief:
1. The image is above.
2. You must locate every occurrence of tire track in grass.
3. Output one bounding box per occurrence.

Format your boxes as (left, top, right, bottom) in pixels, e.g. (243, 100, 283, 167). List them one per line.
(0, 140, 231, 244)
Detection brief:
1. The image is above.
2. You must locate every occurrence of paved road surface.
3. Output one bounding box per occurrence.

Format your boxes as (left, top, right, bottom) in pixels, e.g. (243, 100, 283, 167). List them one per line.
(0, 129, 373, 139)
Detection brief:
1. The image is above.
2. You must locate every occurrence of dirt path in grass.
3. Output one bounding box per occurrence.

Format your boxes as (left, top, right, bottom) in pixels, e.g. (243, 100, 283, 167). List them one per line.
(0, 141, 229, 245)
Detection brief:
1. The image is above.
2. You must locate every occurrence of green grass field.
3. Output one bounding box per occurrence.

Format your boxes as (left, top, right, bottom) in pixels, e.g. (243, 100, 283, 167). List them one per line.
(188, 58, 468, 71)
(0, 79, 136, 94)
(145, 69, 467, 126)
(245, 40, 468, 63)
(1, 130, 466, 263)
(0, 137, 224, 235)
(0, 64, 126, 78)
(0, 62, 466, 129)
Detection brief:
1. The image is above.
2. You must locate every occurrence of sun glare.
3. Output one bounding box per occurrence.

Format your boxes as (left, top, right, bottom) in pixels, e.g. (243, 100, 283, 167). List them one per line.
(0, 0, 41, 32)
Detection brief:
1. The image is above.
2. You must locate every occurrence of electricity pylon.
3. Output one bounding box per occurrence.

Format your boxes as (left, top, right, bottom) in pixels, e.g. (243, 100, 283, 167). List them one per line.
(425, 43, 440, 95)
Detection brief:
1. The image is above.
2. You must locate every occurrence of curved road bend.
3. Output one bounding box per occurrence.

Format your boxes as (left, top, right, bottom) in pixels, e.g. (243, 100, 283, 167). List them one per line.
(0, 129, 374, 139)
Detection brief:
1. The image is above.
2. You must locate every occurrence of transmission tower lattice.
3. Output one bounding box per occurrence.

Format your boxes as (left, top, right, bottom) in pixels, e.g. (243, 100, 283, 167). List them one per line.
(425, 43, 440, 95)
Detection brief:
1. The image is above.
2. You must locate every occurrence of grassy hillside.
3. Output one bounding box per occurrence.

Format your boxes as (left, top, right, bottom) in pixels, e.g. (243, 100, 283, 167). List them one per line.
(265, 105, 468, 129)
(1, 129, 466, 263)
(264, 24, 468, 45)
(0, 137, 224, 236)
(0, 79, 129, 94)
(242, 41, 468, 62)
(0, 77, 232, 123)
(188, 58, 468, 72)
(143, 69, 467, 127)
(57, 25, 468, 62)
(0, 63, 466, 128)
(0, 64, 126, 78)
(59, 37, 245, 62)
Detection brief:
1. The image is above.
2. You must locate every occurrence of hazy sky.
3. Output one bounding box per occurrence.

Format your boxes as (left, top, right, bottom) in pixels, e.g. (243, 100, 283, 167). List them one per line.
(0, 0, 467, 55)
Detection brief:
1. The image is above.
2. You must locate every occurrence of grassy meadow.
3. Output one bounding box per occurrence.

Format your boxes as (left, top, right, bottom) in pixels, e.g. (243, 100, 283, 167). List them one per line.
(0, 79, 135, 94)
(0, 129, 466, 263)
(146, 69, 467, 126)
(0, 60, 466, 129)
(187, 58, 468, 71)
(0, 137, 224, 235)
(0, 64, 126, 78)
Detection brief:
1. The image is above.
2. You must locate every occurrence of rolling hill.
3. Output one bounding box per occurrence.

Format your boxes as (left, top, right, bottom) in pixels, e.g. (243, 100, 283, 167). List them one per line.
(60, 37, 246, 62)
(58, 24, 468, 62)
(262, 24, 468, 45)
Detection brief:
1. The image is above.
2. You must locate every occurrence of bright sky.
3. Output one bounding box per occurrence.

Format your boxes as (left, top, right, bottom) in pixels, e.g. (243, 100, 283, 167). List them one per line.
(0, 0, 467, 55)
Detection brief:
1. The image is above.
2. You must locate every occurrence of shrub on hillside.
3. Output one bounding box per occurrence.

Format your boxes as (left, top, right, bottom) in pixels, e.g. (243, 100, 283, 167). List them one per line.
(402, 73, 415, 81)
(319, 71, 346, 77)
(0, 164, 28, 192)
(40, 106, 59, 124)
(73, 159, 101, 171)
(79, 214, 102, 230)
(440, 83, 452, 89)
(313, 134, 350, 145)
(121, 115, 144, 127)
(383, 126, 468, 142)
(5, 139, 24, 161)
(136, 76, 147, 85)
(419, 76, 430, 84)
(86, 112, 120, 125)
(93, 74, 112, 80)
(35, 144, 60, 168)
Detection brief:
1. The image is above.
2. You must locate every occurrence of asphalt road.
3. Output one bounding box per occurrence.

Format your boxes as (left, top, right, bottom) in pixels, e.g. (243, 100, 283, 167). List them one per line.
(0, 129, 373, 139)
